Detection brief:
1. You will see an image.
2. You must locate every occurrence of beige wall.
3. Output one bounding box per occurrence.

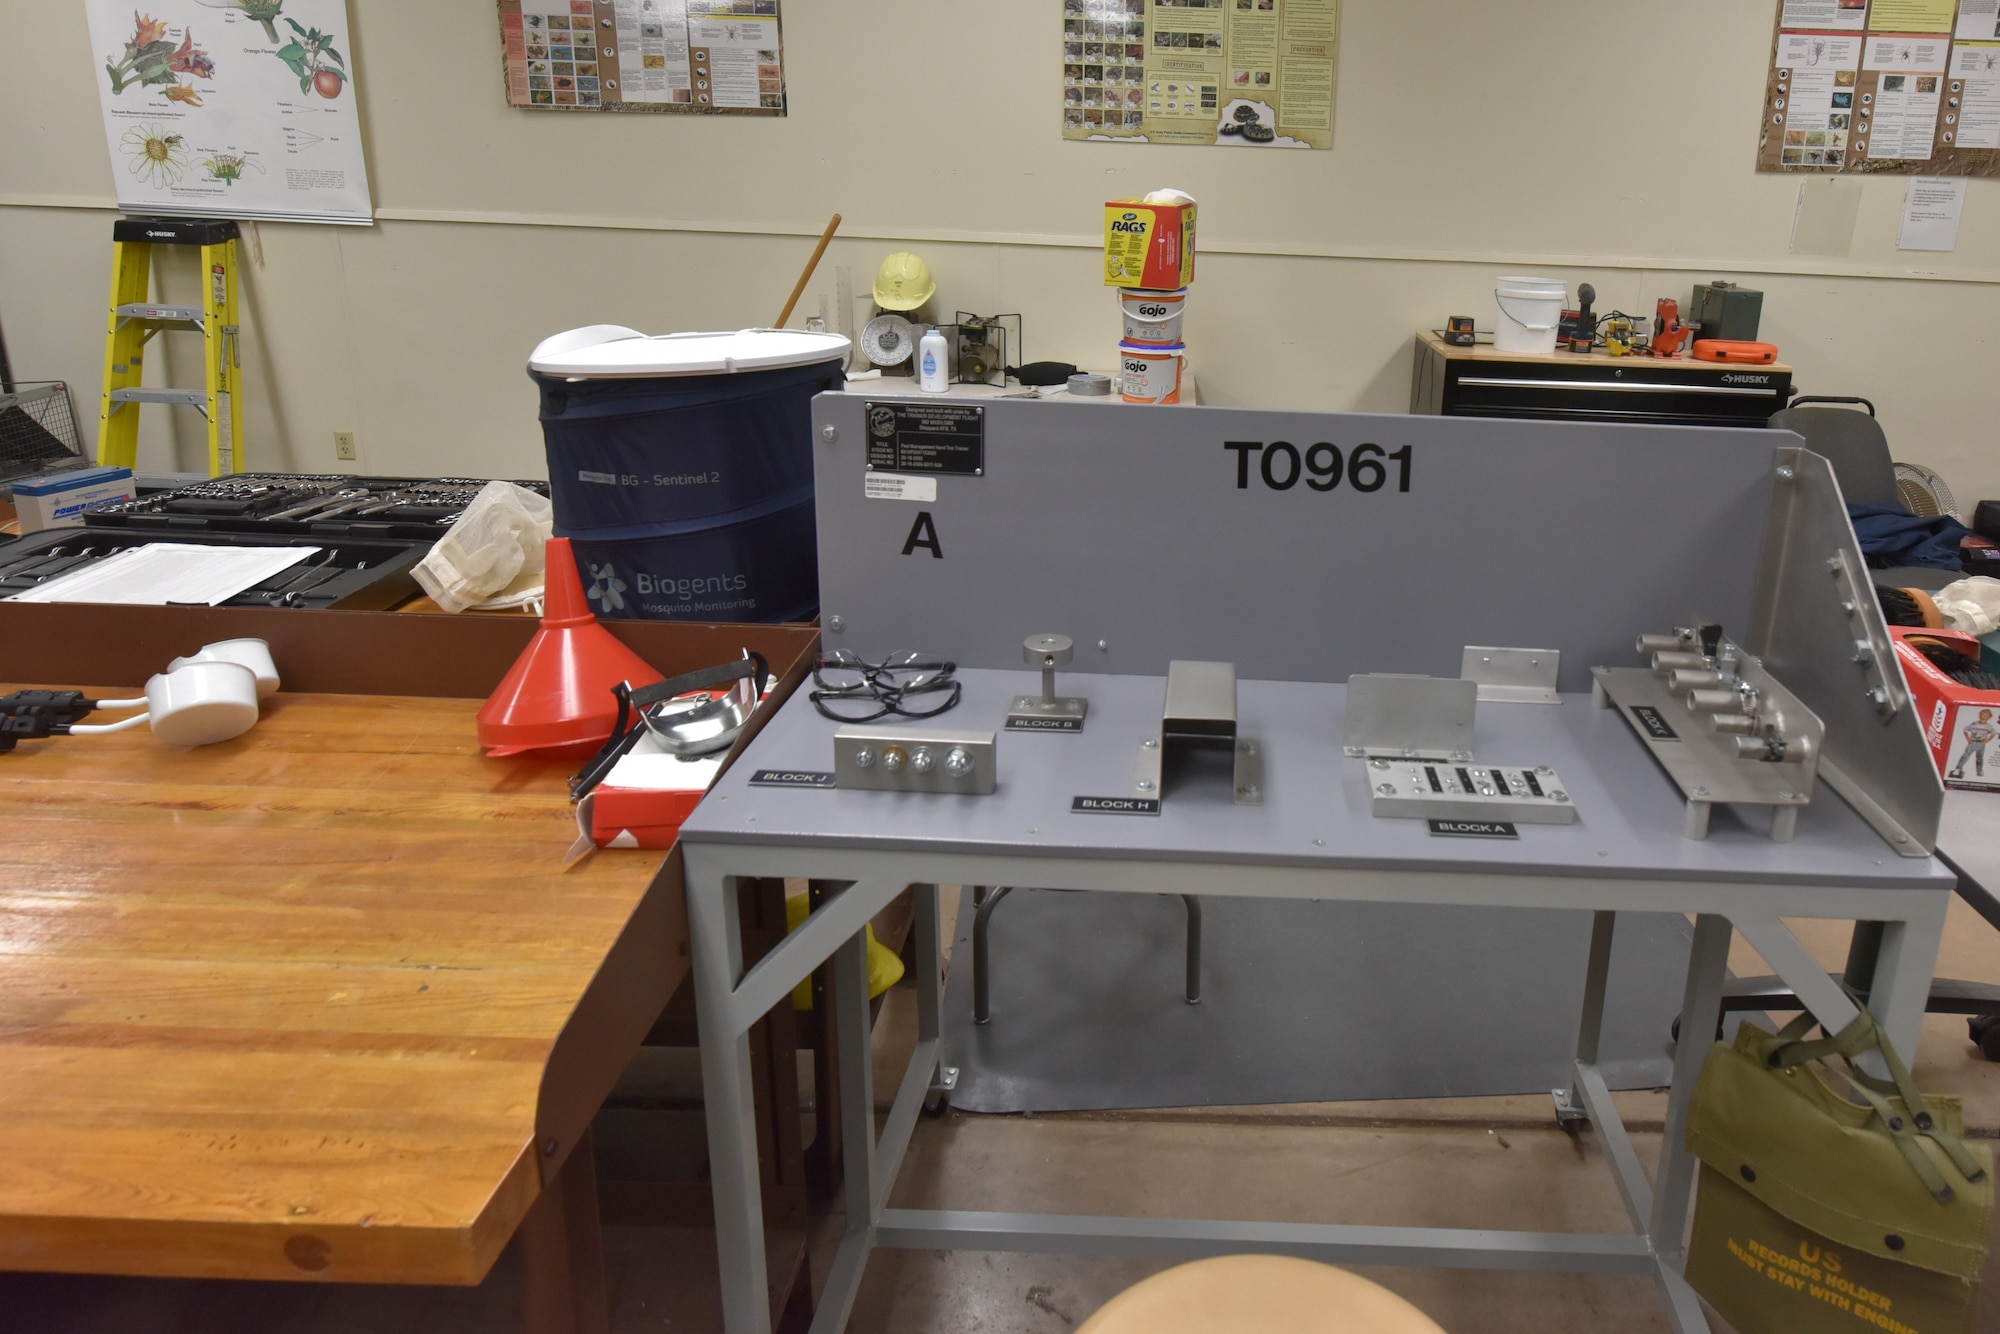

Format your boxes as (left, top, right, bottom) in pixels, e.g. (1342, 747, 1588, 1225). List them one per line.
(3, 2, 1995, 494)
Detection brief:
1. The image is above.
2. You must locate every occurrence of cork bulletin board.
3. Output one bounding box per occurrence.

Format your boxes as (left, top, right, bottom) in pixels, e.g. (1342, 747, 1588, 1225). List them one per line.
(1757, 0, 2000, 175)
(496, 0, 786, 115)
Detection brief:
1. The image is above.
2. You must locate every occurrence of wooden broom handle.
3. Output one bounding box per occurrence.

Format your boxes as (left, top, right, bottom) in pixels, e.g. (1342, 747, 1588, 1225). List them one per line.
(773, 212, 842, 328)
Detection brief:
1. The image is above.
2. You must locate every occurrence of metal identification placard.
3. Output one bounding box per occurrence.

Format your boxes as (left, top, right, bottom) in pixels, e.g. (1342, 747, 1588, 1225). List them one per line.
(1427, 818, 1519, 839)
(865, 401, 985, 476)
(750, 769, 836, 788)
(1072, 795, 1161, 816)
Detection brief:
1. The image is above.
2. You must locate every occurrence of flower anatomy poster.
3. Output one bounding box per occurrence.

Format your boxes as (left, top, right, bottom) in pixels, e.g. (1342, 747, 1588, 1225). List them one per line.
(86, 1, 373, 223)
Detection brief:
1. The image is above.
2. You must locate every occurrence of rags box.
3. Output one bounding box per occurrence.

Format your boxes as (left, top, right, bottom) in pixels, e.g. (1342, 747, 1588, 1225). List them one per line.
(1103, 197, 1196, 291)
(1891, 627, 2000, 791)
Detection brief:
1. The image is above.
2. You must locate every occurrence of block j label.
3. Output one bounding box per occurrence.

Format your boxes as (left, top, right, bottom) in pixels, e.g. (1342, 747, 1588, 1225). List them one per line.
(750, 770, 836, 788)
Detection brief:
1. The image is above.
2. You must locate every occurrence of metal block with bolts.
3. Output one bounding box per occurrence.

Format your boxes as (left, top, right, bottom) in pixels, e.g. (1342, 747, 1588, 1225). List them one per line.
(834, 725, 997, 795)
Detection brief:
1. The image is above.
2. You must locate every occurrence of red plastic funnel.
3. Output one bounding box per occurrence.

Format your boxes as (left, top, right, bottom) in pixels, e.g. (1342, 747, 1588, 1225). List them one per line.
(477, 537, 664, 757)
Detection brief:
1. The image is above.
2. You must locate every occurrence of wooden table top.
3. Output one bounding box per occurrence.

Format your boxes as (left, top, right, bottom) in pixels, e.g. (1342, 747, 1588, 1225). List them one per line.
(0, 687, 681, 1285)
(1416, 328, 1793, 374)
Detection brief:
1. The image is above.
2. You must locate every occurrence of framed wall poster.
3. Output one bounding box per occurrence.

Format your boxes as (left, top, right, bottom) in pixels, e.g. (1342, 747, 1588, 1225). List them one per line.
(1759, 0, 2000, 175)
(85, 0, 374, 222)
(497, 0, 787, 114)
(1061, 0, 1337, 149)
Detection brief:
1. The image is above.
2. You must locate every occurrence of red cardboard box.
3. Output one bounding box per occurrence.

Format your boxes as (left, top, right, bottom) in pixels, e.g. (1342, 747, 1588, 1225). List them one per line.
(1891, 627, 2000, 791)
(1103, 197, 1196, 290)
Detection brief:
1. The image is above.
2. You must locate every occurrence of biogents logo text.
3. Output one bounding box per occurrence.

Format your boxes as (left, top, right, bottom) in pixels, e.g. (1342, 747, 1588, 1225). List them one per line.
(637, 571, 749, 600)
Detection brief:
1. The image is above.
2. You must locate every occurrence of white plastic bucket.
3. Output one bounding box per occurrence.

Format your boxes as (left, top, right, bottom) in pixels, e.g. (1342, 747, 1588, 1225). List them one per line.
(1492, 276, 1566, 355)
(1120, 288, 1188, 346)
(1119, 341, 1185, 405)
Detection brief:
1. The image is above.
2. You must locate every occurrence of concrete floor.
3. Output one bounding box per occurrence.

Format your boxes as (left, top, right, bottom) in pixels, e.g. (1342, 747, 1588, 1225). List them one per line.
(10, 892, 2000, 1332)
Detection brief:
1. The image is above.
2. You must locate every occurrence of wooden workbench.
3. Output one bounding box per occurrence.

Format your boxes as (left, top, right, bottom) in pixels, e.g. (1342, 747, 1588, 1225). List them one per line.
(0, 604, 819, 1329)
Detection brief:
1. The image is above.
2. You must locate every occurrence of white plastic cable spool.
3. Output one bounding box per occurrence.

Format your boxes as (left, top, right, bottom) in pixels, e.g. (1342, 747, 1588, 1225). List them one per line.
(527, 328, 852, 379)
(1492, 276, 1567, 355)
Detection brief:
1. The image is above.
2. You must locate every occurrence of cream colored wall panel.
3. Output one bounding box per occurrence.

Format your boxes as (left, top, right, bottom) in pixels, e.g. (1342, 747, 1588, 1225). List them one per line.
(1, 2, 1992, 501)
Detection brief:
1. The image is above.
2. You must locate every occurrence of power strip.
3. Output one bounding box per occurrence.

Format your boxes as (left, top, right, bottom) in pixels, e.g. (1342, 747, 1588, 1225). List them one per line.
(1366, 759, 1577, 825)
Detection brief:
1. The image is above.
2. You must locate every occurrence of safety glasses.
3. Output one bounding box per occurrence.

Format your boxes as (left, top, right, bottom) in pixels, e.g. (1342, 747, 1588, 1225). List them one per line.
(809, 650, 961, 722)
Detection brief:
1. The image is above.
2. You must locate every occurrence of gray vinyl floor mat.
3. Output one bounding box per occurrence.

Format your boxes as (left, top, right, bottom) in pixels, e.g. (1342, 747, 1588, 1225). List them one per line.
(940, 887, 1691, 1114)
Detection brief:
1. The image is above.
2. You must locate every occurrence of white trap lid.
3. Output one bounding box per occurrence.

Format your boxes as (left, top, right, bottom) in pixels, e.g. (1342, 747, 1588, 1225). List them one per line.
(529, 327, 852, 378)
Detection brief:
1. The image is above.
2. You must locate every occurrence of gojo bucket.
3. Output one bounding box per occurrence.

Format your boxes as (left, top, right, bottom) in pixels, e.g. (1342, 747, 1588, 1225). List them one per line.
(1120, 341, 1185, 405)
(1492, 275, 1566, 355)
(1120, 288, 1188, 346)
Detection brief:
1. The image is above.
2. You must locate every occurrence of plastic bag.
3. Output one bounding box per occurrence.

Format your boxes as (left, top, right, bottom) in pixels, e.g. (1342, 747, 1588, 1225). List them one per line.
(411, 481, 554, 613)
(1935, 577, 2000, 637)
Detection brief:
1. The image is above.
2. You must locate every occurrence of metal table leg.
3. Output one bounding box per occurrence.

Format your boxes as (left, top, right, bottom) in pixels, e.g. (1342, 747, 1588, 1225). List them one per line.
(689, 873, 774, 1334)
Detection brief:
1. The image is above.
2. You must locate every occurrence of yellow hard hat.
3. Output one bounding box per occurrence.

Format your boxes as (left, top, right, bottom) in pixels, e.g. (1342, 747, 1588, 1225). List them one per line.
(873, 251, 935, 312)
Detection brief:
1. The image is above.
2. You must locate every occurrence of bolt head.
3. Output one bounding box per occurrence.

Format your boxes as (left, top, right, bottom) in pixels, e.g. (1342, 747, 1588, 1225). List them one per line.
(910, 747, 935, 773)
(1312, 838, 1325, 846)
(881, 746, 907, 771)
(1370, 758, 1389, 770)
(1143, 737, 1158, 749)
(1097, 639, 1109, 651)
(943, 746, 974, 778)
(1553, 791, 1570, 802)
(1776, 465, 1795, 480)
(820, 424, 838, 442)
(1238, 783, 1260, 797)
(827, 614, 845, 632)
(1693, 785, 1709, 796)
(853, 747, 875, 769)
(1376, 783, 1396, 795)
(1137, 779, 1155, 791)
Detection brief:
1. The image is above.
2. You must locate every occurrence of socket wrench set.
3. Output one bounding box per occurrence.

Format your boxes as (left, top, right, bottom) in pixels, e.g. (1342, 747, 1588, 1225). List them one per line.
(82, 474, 550, 541)
(0, 529, 425, 610)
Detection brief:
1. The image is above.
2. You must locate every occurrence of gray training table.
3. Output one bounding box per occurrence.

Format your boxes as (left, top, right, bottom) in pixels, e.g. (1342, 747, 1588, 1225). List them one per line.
(681, 668, 1954, 1334)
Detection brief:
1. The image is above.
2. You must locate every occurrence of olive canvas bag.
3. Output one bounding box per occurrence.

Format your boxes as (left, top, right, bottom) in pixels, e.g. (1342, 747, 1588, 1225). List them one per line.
(1684, 1002, 1991, 1334)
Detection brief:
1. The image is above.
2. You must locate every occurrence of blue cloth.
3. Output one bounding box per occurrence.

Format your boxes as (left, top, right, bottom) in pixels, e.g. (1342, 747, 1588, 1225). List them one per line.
(1848, 503, 1972, 570)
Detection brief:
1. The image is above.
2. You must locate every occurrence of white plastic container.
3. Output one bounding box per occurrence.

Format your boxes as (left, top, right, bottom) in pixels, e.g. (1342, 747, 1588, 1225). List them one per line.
(1119, 288, 1188, 346)
(1492, 276, 1567, 355)
(918, 328, 950, 392)
(1119, 341, 1186, 405)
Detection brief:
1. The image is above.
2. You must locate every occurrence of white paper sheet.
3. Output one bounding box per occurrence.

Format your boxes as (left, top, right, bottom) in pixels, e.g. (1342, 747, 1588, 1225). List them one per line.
(1898, 175, 1969, 249)
(8, 543, 318, 605)
(1782, 0, 1872, 31)
(1955, 41, 2000, 146)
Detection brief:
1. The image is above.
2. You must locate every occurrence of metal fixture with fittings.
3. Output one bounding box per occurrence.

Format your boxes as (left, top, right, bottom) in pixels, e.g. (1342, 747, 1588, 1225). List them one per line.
(1005, 633, 1089, 731)
(833, 725, 996, 794)
(1345, 672, 1573, 822)
(1592, 624, 1823, 841)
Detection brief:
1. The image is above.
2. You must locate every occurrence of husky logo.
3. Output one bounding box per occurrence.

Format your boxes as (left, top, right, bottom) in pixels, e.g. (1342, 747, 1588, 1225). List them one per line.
(1930, 699, 1949, 750)
(586, 561, 628, 613)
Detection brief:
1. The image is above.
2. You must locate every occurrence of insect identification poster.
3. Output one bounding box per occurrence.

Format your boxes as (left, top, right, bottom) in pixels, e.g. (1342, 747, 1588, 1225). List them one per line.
(496, 0, 787, 115)
(1061, 0, 1338, 149)
(84, 0, 373, 223)
(1759, 0, 2000, 175)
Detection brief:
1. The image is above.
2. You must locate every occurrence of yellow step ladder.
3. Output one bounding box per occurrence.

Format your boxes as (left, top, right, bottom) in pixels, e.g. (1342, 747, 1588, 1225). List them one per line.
(98, 216, 245, 477)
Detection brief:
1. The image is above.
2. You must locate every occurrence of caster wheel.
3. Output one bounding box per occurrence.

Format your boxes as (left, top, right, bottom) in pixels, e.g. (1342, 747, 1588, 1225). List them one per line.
(1968, 1014, 2000, 1062)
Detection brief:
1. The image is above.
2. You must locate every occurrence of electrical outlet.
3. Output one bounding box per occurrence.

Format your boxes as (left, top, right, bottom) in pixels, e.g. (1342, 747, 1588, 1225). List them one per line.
(333, 431, 357, 461)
